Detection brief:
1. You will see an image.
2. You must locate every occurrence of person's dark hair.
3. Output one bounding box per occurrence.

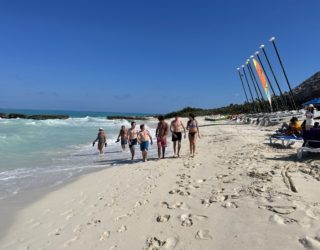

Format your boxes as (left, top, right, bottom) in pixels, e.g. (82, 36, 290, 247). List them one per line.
(189, 113, 195, 120)
(173, 113, 178, 117)
(131, 121, 136, 126)
(158, 115, 164, 121)
(290, 117, 298, 123)
(314, 122, 319, 128)
(140, 124, 145, 129)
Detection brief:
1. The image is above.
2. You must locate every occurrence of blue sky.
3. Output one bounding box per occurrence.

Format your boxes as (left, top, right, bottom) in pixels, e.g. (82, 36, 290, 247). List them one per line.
(0, 0, 319, 113)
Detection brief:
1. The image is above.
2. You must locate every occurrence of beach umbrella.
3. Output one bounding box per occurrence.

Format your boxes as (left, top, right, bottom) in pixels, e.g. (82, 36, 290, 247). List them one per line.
(303, 98, 320, 107)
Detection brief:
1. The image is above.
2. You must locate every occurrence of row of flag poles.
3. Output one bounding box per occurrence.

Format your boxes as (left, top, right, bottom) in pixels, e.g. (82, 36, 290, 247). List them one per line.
(237, 37, 297, 113)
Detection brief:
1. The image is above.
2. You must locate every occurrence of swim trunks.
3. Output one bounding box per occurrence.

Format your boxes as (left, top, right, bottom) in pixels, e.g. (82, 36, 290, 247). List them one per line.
(129, 138, 138, 148)
(172, 132, 182, 142)
(140, 141, 149, 151)
(121, 139, 128, 145)
(157, 136, 167, 148)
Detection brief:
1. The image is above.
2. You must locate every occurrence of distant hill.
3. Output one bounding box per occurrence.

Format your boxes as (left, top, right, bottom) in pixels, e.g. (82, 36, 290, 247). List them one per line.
(289, 71, 320, 105)
(164, 71, 320, 118)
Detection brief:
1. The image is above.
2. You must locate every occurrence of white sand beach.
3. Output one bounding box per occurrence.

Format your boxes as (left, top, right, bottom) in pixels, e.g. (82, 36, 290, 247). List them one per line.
(1, 119, 320, 250)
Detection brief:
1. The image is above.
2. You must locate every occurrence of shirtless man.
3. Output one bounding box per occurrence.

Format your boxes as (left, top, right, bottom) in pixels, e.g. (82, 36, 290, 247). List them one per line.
(137, 124, 153, 162)
(92, 128, 107, 154)
(116, 125, 128, 151)
(170, 113, 186, 157)
(128, 121, 138, 160)
(156, 116, 169, 159)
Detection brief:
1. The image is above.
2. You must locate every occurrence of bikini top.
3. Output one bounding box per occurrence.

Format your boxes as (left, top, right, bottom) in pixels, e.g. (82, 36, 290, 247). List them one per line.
(187, 120, 197, 129)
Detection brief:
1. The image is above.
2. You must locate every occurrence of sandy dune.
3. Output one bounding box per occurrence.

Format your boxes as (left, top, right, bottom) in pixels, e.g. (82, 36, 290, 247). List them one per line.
(1, 120, 320, 250)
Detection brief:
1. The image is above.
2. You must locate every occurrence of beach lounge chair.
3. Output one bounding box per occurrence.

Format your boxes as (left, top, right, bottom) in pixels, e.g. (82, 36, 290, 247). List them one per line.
(297, 128, 320, 159)
(269, 134, 303, 147)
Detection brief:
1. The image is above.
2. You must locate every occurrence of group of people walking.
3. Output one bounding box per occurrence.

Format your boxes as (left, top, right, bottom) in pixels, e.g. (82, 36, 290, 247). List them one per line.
(92, 113, 200, 162)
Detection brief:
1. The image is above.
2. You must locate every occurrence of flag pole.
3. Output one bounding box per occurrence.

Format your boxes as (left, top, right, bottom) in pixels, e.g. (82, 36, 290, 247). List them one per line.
(245, 61, 264, 112)
(269, 37, 297, 110)
(260, 44, 288, 110)
(255, 51, 280, 111)
(237, 68, 249, 103)
(242, 65, 259, 112)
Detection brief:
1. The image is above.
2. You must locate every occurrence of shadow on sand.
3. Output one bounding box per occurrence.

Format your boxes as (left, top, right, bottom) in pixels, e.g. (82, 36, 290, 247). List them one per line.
(265, 153, 320, 163)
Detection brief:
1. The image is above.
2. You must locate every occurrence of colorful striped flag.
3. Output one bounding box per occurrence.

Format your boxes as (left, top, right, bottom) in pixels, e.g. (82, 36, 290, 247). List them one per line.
(252, 58, 272, 108)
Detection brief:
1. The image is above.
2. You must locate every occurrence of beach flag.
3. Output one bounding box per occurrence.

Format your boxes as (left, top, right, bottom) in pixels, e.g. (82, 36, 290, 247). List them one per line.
(252, 58, 272, 109)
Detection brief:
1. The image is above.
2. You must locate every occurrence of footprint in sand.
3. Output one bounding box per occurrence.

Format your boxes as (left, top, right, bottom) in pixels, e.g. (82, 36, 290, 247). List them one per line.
(299, 236, 320, 249)
(114, 214, 128, 221)
(135, 201, 143, 207)
(259, 205, 297, 215)
(64, 236, 79, 247)
(306, 207, 320, 220)
(145, 236, 179, 250)
(179, 191, 191, 197)
(195, 230, 212, 240)
(195, 179, 206, 184)
(87, 219, 101, 226)
(202, 194, 228, 208)
(180, 214, 193, 227)
(99, 231, 110, 241)
(187, 184, 200, 190)
(145, 237, 166, 249)
(169, 189, 181, 194)
(156, 215, 171, 223)
(117, 225, 127, 232)
(177, 174, 191, 180)
(48, 227, 62, 236)
(269, 214, 297, 225)
(216, 174, 229, 180)
(223, 178, 237, 184)
(73, 224, 83, 233)
(161, 201, 187, 210)
(168, 189, 191, 197)
(222, 201, 239, 209)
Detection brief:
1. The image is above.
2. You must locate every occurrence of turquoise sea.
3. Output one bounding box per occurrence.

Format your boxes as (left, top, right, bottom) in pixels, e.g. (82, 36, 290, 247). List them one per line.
(0, 109, 160, 200)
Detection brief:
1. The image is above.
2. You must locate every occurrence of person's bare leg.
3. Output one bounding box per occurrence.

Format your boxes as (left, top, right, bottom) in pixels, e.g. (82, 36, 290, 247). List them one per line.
(189, 138, 192, 156)
(158, 146, 161, 159)
(192, 141, 196, 156)
(122, 144, 125, 151)
(143, 150, 147, 162)
(162, 147, 165, 159)
(177, 141, 181, 157)
(130, 147, 135, 160)
(98, 145, 103, 154)
(191, 138, 195, 157)
(173, 141, 177, 156)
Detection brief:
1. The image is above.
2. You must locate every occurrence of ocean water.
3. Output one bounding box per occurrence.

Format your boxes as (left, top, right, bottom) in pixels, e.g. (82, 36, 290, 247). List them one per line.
(0, 109, 162, 200)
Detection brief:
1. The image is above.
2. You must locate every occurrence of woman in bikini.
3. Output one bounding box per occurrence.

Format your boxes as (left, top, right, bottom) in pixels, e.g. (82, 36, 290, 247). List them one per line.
(92, 128, 107, 154)
(186, 113, 200, 157)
